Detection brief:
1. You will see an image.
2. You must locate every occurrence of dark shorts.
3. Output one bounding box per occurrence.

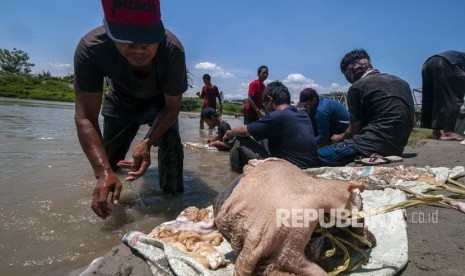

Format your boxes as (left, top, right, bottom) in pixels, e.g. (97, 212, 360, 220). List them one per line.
(318, 140, 357, 166)
(229, 137, 269, 173)
(101, 94, 184, 193)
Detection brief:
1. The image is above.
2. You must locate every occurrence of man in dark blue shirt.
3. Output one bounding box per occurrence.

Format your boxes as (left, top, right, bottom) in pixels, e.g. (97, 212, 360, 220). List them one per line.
(223, 81, 319, 173)
(298, 88, 350, 147)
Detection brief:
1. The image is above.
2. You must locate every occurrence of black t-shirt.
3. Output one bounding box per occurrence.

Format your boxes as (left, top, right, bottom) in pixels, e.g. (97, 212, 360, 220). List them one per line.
(247, 106, 319, 168)
(74, 25, 188, 111)
(436, 51, 465, 70)
(216, 121, 232, 151)
(218, 121, 231, 141)
(348, 72, 414, 156)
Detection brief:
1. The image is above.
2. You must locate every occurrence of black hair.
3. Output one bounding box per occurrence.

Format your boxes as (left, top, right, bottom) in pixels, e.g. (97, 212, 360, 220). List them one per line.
(200, 107, 218, 120)
(203, 74, 211, 80)
(262, 81, 290, 105)
(257, 65, 268, 75)
(340, 48, 370, 73)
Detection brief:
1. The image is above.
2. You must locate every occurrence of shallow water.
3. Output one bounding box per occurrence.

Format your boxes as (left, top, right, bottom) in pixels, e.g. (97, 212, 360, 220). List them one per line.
(0, 97, 242, 275)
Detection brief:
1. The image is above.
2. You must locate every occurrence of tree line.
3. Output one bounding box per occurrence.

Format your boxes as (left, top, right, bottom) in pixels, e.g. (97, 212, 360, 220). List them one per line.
(0, 47, 243, 113)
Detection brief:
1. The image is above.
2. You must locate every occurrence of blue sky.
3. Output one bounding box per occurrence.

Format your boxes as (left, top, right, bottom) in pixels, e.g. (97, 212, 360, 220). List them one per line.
(1, 1, 465, 102)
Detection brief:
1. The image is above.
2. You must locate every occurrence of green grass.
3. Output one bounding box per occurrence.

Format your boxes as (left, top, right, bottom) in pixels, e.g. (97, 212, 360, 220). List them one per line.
(408, 128, 432, 145)
(0, 71, 74, 102)
(0, 71, 246, 113)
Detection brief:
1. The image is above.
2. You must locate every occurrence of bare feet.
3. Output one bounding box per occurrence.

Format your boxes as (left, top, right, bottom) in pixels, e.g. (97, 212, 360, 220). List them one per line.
(439, 131, 464, 141)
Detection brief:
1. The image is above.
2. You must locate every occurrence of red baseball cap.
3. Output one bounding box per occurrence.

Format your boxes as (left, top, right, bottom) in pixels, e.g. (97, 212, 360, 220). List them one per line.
(101, 0, 166, 44)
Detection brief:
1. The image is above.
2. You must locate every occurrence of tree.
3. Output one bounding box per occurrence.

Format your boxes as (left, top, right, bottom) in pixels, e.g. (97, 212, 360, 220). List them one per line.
(0, 48, 35, 74)
(36, 70, 52, 80)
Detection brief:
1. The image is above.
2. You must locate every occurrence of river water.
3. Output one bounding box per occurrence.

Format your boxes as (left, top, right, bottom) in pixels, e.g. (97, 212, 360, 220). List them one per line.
(0, 97, 242, 275)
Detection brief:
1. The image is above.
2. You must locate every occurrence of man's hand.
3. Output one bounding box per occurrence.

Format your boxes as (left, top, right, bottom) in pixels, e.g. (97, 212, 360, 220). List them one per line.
(117, 140, 151, 181)
(331, 133, 344, 144)
(92, 171, 122, 219)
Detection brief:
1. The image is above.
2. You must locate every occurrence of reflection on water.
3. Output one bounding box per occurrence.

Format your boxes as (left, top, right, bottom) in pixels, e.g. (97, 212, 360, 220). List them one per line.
(0, 97, 242, 275)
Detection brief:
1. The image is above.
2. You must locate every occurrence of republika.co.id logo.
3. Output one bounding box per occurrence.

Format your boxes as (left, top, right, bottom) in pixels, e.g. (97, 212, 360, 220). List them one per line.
(276, 208, 364, 228)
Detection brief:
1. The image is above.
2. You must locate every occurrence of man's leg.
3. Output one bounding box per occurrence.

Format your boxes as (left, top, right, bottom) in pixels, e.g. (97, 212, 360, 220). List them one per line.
(442, 64, 465, 134)
(229, 137, 269, 173)
(157, 120, 184, 193)
(318, 140, 357, 166)
(102, 98, 141, 171)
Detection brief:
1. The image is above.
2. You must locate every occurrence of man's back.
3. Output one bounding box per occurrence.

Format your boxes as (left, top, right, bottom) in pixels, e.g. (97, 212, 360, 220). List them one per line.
(348, 73, 414, 156)
(247, 106, 319, 168)
(315, 98, 350, 145)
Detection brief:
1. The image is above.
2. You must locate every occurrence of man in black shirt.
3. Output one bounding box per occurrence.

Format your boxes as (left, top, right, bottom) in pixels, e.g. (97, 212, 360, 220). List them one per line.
(319, 48, 414, 166)
(421, 50, 465, 141)
(200, 107, 232, 151)
(74, 0, 188, 219)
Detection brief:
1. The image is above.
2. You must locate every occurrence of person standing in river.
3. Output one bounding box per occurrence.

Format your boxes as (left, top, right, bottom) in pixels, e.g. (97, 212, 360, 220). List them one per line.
(242, 65, 268, 124)
(73, 0, 188, 219)
(196, 74, 222, 129)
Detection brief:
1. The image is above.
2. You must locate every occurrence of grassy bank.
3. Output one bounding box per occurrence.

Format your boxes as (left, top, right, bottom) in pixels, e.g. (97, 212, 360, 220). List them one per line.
(0, 71, 74, 102)
(0, 71, 244, 115)
(408, 127, 432, 145)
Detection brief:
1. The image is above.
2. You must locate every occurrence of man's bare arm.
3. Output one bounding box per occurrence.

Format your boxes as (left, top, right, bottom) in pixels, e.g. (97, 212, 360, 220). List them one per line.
(74, 91, 111, 177)
(331, 121, 361, 144)
(74, 90, 122, 219)
(247, 96, 263, 118)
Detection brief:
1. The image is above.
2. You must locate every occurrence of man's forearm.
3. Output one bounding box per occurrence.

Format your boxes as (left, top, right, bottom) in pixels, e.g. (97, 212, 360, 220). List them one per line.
(228, 125, 250, 138)
(76, 119, 112, 178)
(342, 121, 361, 140)
(144, 107, 179, 145)
(248, 96, 260, 113)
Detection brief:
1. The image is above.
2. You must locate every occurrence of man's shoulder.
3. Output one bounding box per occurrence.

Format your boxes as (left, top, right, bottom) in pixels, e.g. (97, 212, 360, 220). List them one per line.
(320, 97, 339, 106)
(220, 121, 231, 129)
(249, 79, 262, 87)
(354, 72, 409, 89)
(165, 29, 185, 53)
(279, 106, 308, 119)
(78, 25, 112, 50)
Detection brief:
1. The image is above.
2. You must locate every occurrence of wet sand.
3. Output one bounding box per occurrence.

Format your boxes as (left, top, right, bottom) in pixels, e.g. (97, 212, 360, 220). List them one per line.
(73, 138, 465, 276)
(397, 139, 465, 276)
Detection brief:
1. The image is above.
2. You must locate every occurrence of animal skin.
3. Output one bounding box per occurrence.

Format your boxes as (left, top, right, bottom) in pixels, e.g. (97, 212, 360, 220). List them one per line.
(214, 158, 368, 276)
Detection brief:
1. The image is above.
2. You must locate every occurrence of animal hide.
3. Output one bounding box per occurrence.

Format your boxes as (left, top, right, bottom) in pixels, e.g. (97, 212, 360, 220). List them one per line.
(214, 158, 373, 275)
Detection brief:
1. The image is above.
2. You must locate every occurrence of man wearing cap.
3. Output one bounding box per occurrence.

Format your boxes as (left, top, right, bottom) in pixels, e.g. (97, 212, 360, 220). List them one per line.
(74, 0, 188, 219)
(318, 48, 414, 166)
(421, 50, 465, 141)
(298, 88, 350, 147)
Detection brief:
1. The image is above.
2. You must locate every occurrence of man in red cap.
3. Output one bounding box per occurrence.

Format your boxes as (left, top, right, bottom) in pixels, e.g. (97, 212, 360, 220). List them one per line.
(74, 0, 188, 219)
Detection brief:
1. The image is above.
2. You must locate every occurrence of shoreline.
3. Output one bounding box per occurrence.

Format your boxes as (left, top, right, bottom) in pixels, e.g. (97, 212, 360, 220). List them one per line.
(71, 138, 465, 276)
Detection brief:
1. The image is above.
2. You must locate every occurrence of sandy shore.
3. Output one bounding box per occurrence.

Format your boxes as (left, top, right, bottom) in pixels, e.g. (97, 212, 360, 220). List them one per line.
(72, 138, 465, 276)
